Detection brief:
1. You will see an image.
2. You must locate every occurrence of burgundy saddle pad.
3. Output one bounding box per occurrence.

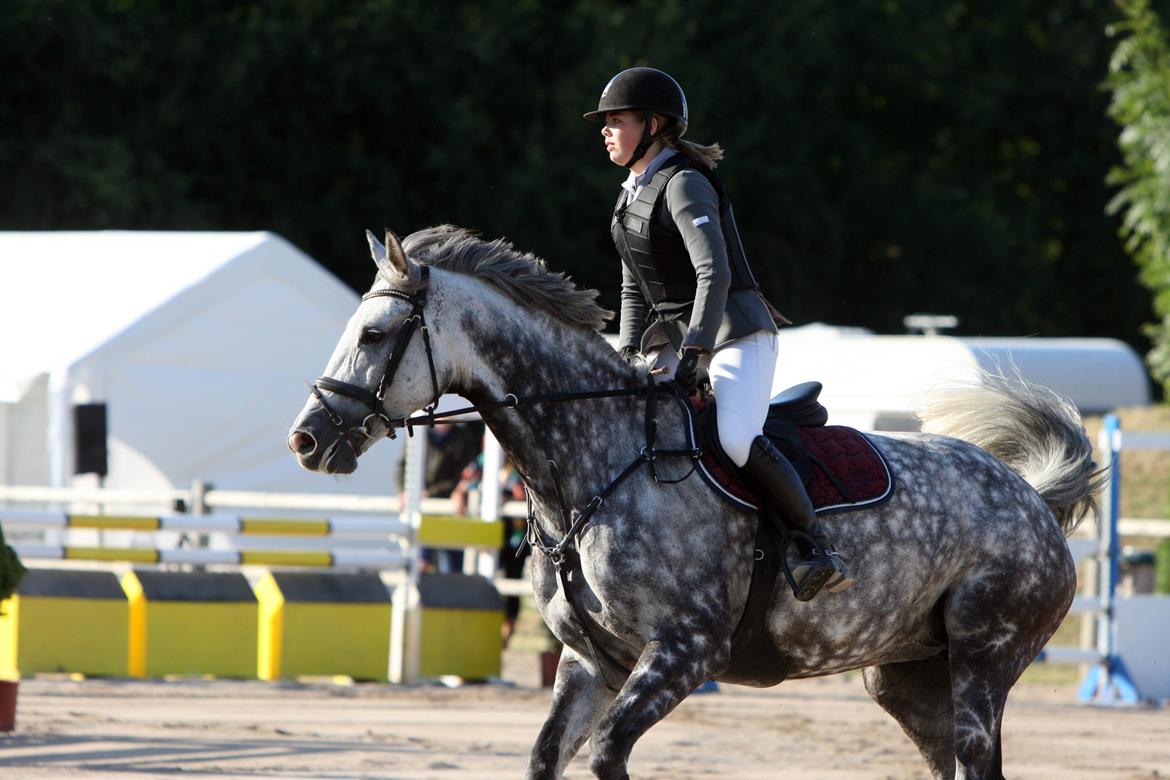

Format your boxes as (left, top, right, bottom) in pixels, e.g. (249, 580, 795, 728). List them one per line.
(698, 424, 894, 515)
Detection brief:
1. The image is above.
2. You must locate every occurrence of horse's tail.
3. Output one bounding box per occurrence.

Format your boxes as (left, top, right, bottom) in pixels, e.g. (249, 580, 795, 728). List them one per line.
(919, 370, 1107, 535)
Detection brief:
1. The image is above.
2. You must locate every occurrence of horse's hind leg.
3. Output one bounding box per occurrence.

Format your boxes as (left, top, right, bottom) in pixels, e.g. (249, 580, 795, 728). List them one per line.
(526, 647, 616, 780)
(940, 567, 1070, 780)
(863, 655, 957, 779)
(874, 603, 1045, 780)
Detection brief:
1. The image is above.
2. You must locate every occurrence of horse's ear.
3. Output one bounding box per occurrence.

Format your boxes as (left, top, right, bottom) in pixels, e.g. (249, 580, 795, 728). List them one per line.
(384, 229, 414, 280)
(367, 228, 418, 283)
(367, 228, 417, 283)
(366, 229, 388, 268)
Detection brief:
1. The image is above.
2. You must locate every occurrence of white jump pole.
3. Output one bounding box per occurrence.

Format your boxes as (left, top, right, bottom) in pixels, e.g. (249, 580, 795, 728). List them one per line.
(390, 429, 427, 684)
(475, 427, 504, 578)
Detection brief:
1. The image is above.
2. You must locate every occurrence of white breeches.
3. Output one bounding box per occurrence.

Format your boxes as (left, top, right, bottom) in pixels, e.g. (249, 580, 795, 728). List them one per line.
(647, 330, 779, 467)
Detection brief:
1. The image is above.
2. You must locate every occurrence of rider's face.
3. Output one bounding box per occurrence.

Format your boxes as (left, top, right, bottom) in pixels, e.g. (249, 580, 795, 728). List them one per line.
(602, 111, 645, 167)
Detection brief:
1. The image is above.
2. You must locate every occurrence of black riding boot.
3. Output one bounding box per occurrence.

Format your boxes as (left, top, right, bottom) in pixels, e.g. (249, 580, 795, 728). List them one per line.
(740, 435, 854, 601)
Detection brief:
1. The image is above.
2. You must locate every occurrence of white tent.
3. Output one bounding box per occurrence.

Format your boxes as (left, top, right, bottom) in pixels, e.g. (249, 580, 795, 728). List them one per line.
(0, 231, 403, 495)
(772, 324, 1151, 431)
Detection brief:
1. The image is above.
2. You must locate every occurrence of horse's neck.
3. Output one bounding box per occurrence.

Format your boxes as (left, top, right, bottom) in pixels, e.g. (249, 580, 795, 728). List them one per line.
(440, 277, 646, 505)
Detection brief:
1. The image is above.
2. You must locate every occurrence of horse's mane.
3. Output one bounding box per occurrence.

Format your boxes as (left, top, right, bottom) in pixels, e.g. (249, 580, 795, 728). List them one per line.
(393, 225, 613, 332)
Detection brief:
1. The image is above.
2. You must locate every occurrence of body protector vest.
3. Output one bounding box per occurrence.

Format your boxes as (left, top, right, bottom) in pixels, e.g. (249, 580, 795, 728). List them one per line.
(611, 153, 782, 353)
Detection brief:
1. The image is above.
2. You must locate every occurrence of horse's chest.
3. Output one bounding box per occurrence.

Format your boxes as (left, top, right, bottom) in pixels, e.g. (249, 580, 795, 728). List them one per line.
(529, 528, 740, 659)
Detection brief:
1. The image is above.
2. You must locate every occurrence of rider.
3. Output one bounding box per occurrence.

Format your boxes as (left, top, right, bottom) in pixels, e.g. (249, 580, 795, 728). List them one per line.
(584, 67, 853, 601)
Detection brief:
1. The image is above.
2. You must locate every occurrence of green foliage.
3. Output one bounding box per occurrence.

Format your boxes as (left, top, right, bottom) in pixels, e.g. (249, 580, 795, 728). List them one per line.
(0, 523, 27, 603)
(0, 1, 1151, 349)
(1107, 0, 1170, 394)
(1156, 538, 1170, 593)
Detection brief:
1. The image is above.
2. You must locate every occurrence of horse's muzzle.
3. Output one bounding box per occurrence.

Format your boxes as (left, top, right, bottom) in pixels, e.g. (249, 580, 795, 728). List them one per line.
(288, 422, 360, 475)
(288, 430, 315, 455)
(320, 436, 359, 474)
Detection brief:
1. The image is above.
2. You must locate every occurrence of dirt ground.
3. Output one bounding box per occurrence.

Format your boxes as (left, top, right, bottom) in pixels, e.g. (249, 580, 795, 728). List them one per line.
(1, 652, 1167, 780)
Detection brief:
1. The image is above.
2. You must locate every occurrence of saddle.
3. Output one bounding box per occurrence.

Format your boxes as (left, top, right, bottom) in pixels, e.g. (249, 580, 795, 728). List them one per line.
(683, 381, 895, 687)
(689, 382, 894, 515)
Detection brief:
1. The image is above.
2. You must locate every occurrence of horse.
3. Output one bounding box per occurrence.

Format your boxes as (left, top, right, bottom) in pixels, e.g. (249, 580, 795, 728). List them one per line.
(288, 226, 1102, 780)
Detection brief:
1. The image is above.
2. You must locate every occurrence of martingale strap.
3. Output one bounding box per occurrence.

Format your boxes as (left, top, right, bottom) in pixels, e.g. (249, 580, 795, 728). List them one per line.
(524, 377, 702, 692)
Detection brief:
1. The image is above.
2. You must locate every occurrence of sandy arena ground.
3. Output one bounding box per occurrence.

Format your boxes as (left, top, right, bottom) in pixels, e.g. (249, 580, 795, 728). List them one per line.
(1, 653, 1167, 779)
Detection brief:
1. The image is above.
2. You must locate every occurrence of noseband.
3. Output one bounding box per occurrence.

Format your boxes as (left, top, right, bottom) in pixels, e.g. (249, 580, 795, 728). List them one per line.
(310, 265, 441, 443)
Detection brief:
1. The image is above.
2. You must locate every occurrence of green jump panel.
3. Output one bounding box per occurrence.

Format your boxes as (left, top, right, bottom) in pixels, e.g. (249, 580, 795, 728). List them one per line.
(0, 569, 130, 677)
(123, 570, 257, 679)
(418, 573, 503, 681)
(256, 571, 391, 681)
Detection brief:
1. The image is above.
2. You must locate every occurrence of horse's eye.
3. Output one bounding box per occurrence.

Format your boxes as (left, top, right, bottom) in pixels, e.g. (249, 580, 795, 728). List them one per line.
(360, 328, 385, 345)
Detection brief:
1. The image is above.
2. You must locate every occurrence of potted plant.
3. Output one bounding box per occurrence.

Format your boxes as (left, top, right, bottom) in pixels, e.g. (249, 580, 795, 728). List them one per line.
(0, 521, 28, 732)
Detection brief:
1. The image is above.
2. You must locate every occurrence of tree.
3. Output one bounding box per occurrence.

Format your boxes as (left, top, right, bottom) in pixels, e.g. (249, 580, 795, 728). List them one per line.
(1107, 0, 1170, 394)
(0, 1, 1152, 351)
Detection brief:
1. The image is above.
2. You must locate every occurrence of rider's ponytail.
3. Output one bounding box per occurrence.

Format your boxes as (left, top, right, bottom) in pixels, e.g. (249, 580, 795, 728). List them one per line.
(653, 113, 723, 169)
(670, 138, 724, 169)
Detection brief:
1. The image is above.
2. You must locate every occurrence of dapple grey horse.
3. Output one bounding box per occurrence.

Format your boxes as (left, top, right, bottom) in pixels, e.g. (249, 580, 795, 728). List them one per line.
(288, 226, 1102, 780)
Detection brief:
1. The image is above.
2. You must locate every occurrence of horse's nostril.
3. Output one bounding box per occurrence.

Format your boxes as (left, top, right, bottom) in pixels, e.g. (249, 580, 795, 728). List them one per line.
(289, 430, 316, 455)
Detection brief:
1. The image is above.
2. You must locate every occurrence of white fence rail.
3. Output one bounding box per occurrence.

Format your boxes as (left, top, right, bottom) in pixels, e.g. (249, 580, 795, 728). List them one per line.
(0, 426, 527, 684)
(3, 417, 1168, 698)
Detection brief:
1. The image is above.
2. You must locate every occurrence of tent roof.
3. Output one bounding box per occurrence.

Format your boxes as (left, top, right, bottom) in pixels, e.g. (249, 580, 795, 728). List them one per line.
(0, 231, 317, 400)
(0, 230, 404, 496)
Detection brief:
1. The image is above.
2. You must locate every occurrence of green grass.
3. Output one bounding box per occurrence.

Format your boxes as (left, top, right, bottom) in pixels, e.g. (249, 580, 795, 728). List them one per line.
(1086, 406, 1170, 519)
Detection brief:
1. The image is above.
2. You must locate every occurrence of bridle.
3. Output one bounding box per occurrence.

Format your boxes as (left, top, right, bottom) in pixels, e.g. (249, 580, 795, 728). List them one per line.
(309, 265, 441, 446)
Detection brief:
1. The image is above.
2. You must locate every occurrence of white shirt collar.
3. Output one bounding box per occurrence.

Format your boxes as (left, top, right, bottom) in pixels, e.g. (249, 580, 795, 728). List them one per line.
(620, 146, 678, 203)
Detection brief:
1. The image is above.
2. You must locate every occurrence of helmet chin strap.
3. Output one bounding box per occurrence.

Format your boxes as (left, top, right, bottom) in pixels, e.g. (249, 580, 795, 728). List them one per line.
(624, 111, 661, 169)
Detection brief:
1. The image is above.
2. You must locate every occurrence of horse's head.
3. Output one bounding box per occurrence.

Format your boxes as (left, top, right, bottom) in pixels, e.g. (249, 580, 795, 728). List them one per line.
(288, 229, 445, 475)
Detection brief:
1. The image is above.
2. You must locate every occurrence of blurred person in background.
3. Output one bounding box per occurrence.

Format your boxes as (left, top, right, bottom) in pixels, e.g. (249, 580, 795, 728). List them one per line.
(451, 454, 529, 646)
(396, 422, 484, 574)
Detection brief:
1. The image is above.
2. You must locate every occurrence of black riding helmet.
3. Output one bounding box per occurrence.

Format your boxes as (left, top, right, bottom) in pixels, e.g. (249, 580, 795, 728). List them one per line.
(584, 67, 689, 168)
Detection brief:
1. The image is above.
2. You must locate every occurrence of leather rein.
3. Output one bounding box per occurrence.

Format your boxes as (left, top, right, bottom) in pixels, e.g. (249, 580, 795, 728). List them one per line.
(308, 266, 703, 690)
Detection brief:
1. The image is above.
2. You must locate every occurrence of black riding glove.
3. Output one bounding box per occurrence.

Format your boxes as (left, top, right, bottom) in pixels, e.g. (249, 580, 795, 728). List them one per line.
(674, 349, 701, 393)
(619, 346, 646, 370)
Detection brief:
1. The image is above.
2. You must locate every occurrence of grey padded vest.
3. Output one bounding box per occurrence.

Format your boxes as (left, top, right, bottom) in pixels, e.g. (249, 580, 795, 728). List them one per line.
(611, 153, 780, 351)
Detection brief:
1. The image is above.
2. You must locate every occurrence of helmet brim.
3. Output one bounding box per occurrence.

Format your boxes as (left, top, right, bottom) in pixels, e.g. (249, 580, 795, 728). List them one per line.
(582, 106, 640, 121)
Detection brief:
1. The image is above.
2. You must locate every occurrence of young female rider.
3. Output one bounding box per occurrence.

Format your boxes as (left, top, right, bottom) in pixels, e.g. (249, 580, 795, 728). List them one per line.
(584, 67, 853, 601)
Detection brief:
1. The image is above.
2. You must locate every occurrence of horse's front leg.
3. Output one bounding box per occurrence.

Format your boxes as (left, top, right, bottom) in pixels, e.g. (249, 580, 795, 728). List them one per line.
(526, 646, 616, 780)
(589, 635, 721, 780)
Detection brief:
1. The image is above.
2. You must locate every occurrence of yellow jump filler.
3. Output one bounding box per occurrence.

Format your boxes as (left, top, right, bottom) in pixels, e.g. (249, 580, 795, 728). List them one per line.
(418, 573, 504, 681)
(123, 570, 258, 679)
(0, 569, 130, 677)
(256, 571, 392, 681)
